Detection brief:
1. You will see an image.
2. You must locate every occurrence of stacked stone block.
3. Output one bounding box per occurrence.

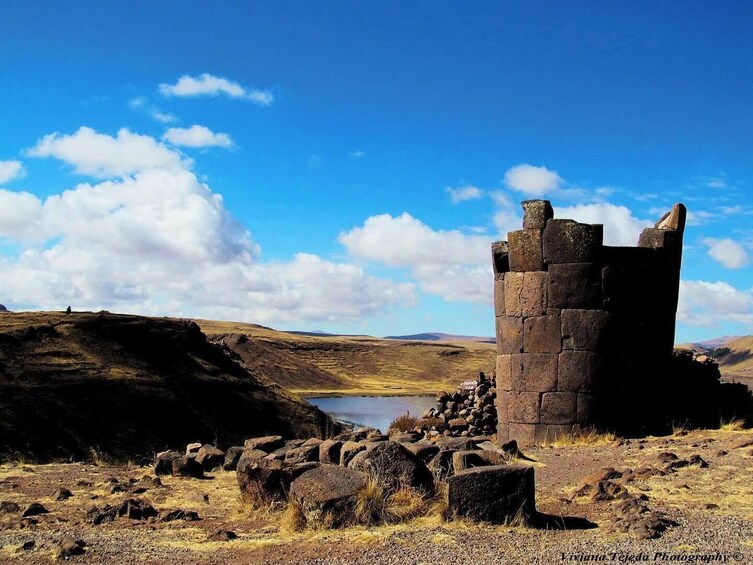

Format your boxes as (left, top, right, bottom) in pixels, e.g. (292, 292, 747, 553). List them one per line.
(493, 200, 686, 445)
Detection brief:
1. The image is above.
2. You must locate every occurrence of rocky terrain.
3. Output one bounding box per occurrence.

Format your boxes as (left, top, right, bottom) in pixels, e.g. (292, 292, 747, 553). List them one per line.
(1, 427, 751, 563)
(0, 312, 338, 462)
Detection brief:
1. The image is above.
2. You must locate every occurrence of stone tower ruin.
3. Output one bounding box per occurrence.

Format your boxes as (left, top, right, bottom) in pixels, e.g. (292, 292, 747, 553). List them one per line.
(493, 200, 686, 445)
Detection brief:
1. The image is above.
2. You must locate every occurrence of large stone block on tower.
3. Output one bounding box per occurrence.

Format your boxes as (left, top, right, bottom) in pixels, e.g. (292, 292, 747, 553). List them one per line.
(543, 220, 603, 264)
(540, 392, 577, 425)
(508, 392, 540, 424)
(558, 350, 602, 392)
(523, 314, 561, 353)
(522, 199, 554, 230)
(496, 354, 512, 391)
(505, 272, 547, 317)
(521, 353, 558, 392)
(508, 229, 544, 272)
(547, 263, 602, 309)
(496, 316, 523, 354)
(561, 309, 611, 351)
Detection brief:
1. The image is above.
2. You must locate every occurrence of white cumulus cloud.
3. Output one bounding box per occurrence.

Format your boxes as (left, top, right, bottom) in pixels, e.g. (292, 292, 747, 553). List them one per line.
(0, 160, 25, 184)
(446, 185, 483, 204)
(339, 213, 492, 304)
(163, 125, 233, 148)
(504, 164, 563, 197)
(555, 203, 653, 246)
(27, 127, 190, 178)
(159, 73, 273, 106)
(678, 280, 753, 327)
(702, 238, 749, 269)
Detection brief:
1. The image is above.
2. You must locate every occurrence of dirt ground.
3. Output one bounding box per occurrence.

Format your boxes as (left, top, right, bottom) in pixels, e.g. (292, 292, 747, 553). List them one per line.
(1, 428, 752, 564)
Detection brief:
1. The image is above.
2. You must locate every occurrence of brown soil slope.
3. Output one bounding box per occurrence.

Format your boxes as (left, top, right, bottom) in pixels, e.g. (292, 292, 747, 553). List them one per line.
(0, 312, 336, 462)
(198, 320, 496, 395)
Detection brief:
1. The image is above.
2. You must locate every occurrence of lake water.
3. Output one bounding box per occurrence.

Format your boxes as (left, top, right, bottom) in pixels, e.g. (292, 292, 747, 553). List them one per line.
(306, 395, 437, 433)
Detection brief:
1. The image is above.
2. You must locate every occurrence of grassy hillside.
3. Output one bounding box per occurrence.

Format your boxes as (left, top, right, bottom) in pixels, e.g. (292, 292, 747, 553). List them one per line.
(715, 335, 753, 388)
(0, 312, 337, 461)
(197, 319, 497, 395)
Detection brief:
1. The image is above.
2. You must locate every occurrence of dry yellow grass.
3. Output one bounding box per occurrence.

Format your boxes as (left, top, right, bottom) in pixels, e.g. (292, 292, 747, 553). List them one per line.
(549, 428, 617, 448)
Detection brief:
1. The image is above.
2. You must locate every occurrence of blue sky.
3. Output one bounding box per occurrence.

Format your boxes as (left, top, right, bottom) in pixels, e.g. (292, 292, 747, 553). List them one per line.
(1, 1, 752, 342)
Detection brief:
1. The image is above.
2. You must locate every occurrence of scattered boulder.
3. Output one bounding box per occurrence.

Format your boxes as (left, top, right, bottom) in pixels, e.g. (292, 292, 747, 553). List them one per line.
(606, 497, 677, 539)
(348, 441, 433, 494)
(207, 529, 238, 542)
(172, 456, 203, 478)
(402, 441, 440, 464)
(340, 441, 366, 467)
(223, 446, 245, 471)
(186, 442, 203, 455)
(55, 538, 87, 560)
(88, 499, 157, 525)
(159, 509, 200, 522)
(244, 436, 285, 453)
(195, 444, 225, 471)
(318, 440, 342, 465)
(285, 444, 320, 464)
(0, 501, 21, 514)
(428, 450, 456, 480)
(575, 480, 630, 502)
(21, 502, 49, 517)
(53, 488, 73, 501)
(448, 465, 535, 525)
(154, 450, 181, 476)
(290, 465, 368, 526)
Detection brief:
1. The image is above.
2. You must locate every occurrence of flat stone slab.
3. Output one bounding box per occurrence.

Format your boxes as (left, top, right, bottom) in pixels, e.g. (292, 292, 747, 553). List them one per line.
(290, 464, 368, 511)
(448, 464, 536, 524)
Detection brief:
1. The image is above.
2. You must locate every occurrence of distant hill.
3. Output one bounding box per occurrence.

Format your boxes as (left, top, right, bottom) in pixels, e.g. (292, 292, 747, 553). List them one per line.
(0, 312, 337, 462)
(197, 320, 496, 395)
(677, 336, 742, 352)
(384, 332, 495, 343)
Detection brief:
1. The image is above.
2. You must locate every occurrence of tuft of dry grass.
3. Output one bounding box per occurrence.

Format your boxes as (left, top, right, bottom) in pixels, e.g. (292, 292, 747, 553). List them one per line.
(354, 478, 390, 525)
(279, 499, 307, 533)
(549, 427, 616, 447)
(720, 418, 747, 432)
(388, 412, 422, 433)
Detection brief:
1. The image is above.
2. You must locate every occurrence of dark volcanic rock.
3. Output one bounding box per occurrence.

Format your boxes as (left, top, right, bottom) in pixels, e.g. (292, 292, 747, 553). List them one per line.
(154, 450, 181, 476)
(172, 456, 203, 478)
(55, 538, 87, 560)
(448, 465, 536, 524)
(223, 446, 245, 471)
(53, 488, 73, 501)
(195, 444, 225, 471)
(290, 465, 368, 525)
(318, 440, 343, 465)
(349, 441, 433, 494)
(207, 529, 238, 542)
(0, 501, 21, 515)
(21, 502, 49, 517)
(244, 436, 285, 453)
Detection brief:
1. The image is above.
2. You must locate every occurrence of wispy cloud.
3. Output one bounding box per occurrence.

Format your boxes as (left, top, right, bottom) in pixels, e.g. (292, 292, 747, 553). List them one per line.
(0, 160, 25, 184)
(128, 97, 177, 124)
(163, 125, 233, 148)
(702, 237, 749, 269)
(349, 151, 366, 159)
(159, 73, 273, 106)
(446, 185, 483, 204)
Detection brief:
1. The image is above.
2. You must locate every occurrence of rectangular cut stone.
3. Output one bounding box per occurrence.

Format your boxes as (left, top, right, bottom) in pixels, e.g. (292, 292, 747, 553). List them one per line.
(508, 392, 540, 424)
(508, 229, 544, 272)
(547, 263, 602, 309)
(540, 392, 577, 425)
(491, 241, 509, 275)
(543, 220, 603, 264)
(495, 354, 513, 391)
(494, 276, 506, 316)
(558, 351, 601, 392)
(522, 200, 554, 230)
(507, 272, 547, 317)
(496, 317, 523, 354)
(496, 391, 510, 422)
(509, 423, 537, 446)
(561, 309, 610, 351)
(504, 272, 524, 317)
(522, 353, 558, 392)
(510, 353, 525, 391)
(523, 314, 561, 353)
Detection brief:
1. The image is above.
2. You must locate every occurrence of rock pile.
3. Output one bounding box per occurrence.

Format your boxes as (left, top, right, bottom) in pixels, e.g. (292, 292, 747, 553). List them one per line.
(419, 374, 497, 437)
